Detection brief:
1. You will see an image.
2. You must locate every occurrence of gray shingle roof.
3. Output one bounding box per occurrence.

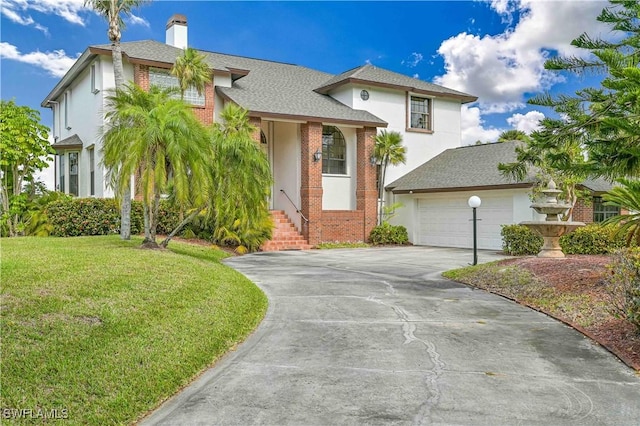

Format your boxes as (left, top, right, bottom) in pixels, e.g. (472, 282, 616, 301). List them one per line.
(315, 64, 477, 103)
(52, 134, 84, 150)
(90, 40, 387, 126)
(387, 141, 617, 194)
(387, 141, 536, 193)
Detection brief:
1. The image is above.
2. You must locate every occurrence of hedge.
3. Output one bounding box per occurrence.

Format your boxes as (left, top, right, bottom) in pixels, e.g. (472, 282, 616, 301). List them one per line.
(45, 198, 184, 237)
(369, 222, 409, 245)
(501, 223, 627, 256)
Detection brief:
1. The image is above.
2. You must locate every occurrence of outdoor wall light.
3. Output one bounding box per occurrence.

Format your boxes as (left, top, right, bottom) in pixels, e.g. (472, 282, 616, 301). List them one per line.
(468, 195, 482, 266)
(370, 156, 377, 166)
(313, 149, 322, 162)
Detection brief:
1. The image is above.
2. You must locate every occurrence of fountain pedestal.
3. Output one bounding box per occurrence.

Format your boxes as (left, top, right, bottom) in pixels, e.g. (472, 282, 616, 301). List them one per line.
(519, 180, 584, 258)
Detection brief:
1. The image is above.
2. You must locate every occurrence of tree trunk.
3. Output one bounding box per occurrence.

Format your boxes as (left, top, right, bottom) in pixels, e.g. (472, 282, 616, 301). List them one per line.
(160, 208, 203, 248)
(112, 40, 131, 240)
(142, 203, 151, 242)
(378, 158, 388, 225)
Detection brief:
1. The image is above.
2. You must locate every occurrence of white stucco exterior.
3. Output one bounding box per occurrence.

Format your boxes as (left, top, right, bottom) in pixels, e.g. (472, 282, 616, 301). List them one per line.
(328, 84, 463, 187)
(271, 121, 302, 231)
(53, 56, 134, 199)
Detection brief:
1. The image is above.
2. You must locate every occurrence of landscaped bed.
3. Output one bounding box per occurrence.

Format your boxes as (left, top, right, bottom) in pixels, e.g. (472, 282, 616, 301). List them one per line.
(1, 236, 267, 424)
(444, 255, 640, 372)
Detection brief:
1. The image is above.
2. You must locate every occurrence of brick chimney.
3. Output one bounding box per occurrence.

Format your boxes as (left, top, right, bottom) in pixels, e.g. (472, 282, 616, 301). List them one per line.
(166, 14, 187, 49)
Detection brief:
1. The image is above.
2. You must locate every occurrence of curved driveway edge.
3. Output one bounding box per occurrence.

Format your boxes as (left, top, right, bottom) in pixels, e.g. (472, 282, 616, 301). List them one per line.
(141, 247, 640, 425)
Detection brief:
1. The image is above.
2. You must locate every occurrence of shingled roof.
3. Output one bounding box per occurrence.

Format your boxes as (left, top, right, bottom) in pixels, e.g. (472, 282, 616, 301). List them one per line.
(315, 64, 477, 103)
(43, 39, 476, 126)
(387, 141, 537, 193)
(387, 141, 616, 194)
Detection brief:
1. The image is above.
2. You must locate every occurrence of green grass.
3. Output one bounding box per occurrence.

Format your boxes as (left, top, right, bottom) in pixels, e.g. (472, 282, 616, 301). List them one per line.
(1, 236, 267, 425)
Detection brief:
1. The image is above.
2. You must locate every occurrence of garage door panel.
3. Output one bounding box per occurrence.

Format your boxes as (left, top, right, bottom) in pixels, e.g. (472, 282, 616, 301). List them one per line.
(417, 195, 512, 250)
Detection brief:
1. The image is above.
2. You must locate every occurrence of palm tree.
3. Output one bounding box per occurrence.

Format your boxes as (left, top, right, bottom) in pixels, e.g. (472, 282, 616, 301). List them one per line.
(497, 129, 531, 142)
(372, 130, 406, 225)
(209, 103, 273, 252)
(603, 179, 640, 246)
(85, 0, 149, 240)
(102, 83, 210, 248)
(171, 47, 210, 100)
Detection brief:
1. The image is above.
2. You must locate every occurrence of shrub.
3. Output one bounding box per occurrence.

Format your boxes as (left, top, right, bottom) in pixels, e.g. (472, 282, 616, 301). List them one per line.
(501, 224, 543, 256)
(604, 248, 640, 332)
(369, 222, 409, 245)
(559, 224, 626, 255)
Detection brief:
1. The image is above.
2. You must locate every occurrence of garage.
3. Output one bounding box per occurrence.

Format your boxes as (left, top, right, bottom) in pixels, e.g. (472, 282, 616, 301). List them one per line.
(416, 193, 514, 250)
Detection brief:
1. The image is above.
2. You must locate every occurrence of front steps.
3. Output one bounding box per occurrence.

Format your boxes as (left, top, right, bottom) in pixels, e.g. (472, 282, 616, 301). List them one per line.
(261, 210, 312, 251)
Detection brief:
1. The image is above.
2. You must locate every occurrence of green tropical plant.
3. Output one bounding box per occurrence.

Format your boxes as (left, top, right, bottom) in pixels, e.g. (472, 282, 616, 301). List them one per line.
(372, 130, 406, 225)
(208, 103, 273, 252)
(171, 47, 210, 100)
(603, 179, 640, 246)
(528, 0, 640, 180)
(0, 100, 54, 236)
(85, 0, 150, 240)
(497, 129, 530, 143)
(101, 83, 210, 248)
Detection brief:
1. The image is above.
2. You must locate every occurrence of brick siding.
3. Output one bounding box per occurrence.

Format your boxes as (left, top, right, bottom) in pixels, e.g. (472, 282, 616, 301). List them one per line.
(300, 122, 324, 245)
(321, 210, 366, 242)
(572, 198, 593, 223)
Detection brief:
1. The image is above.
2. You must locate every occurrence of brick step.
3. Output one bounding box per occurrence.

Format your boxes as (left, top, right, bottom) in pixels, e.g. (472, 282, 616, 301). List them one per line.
(261, 210, 311, 252)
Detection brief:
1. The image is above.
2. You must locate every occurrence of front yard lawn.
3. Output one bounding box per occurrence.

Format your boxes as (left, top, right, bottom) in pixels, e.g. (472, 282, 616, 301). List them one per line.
(1, 236, 267, 424)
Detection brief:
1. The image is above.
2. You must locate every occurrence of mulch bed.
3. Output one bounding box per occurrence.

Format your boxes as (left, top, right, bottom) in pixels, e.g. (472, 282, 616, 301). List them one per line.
(497, 255, 640, 371)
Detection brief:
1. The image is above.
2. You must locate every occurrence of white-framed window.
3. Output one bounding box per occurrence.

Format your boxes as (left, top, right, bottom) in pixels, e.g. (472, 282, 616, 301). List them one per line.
(409, 95, 431, 131)
(58, 154, 65, 193)
(593, 196, 620, 222)
(322, 126, 346, 175)
(69, 152, 79, 196)
(148, 67, 205, 106)
(90, 63, 100, 94)
(64, 91, 71, 130)
(89, 148, 95, 196)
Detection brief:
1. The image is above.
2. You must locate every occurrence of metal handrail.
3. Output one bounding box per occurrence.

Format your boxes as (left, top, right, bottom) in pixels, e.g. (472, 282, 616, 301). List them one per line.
(280, 189, 309, 223)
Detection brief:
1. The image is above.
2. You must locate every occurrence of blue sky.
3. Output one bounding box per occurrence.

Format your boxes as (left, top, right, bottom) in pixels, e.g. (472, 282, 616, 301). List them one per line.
(2, 0, 609, 146)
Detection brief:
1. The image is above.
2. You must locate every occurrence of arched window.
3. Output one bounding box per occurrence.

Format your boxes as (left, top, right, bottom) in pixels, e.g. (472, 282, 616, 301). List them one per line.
(322, 126, 346, 174)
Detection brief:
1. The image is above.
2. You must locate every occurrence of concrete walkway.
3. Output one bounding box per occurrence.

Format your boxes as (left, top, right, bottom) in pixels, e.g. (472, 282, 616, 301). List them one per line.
(142, 247, 640, 425)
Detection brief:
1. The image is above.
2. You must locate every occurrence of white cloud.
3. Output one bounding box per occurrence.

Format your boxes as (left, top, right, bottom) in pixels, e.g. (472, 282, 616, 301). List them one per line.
(461, 105, 502, 145)
(1, 0, 87, 32)
(402, 52, 423, 68)
(434, 0, 608, 113)
(1, 0, 149, 34)
(127, 14, 150, 28)
(506, 110, 545, 134)
(0, 42, 78, 77)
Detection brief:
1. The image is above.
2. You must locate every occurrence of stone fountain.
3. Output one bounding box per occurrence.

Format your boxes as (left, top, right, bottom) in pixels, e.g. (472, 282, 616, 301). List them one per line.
(520, 180, 585, 258)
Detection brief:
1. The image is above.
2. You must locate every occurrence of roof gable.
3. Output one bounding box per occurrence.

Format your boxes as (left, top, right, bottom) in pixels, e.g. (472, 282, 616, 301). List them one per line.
(315, 64, 477, 103)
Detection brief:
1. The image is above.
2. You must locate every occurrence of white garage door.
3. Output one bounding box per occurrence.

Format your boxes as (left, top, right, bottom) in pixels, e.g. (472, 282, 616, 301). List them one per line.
(417, 194, 513, 250)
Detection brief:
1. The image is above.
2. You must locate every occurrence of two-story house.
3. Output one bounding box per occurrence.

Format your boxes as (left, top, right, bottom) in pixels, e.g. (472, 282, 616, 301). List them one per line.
(41, 14, 477, 248)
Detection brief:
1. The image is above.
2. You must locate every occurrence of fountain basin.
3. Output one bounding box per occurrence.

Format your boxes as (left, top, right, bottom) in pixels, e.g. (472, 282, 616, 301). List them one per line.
(521, 221, 585, 258)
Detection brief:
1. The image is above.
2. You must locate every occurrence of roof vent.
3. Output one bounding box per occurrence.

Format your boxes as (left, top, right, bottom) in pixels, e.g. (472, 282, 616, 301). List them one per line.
(166, 14, 187, 49)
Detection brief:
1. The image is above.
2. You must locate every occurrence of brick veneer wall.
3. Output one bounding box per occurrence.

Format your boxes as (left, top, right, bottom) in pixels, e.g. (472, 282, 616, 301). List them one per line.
(299, 123, 379, 245)
(572, 198, 593, 223)
(133, 64, 214, 125)
(356, 126, 378, 240)
(321, 210, 366, 241)
(300, 122, 324, 245)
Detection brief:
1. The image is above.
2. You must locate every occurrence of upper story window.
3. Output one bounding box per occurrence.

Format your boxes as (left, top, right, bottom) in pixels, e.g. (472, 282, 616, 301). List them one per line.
(64, 91, 71, 130)
(322, 126, 346, 175)
(149, 67, 205, 106)
(409, 95, 431, 131)
(593, 196, 620, 222)
(90, 63, 100, 94)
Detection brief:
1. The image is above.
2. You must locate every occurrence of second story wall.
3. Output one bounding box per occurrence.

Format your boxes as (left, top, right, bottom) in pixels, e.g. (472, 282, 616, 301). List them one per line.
(329, 84, 463, 185)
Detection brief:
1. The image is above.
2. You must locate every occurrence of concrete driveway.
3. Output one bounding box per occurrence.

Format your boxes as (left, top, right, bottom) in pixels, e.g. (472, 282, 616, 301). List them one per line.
(142, 247, 640, 425)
